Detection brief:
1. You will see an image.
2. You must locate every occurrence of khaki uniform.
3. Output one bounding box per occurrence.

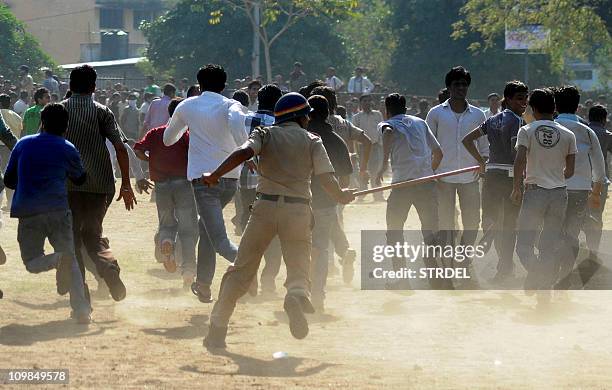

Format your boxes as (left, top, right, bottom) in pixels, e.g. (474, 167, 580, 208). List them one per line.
(210, 121, 334, 328)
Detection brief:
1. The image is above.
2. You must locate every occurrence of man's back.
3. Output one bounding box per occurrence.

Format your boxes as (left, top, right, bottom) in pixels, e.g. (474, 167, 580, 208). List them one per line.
(165, 92, 247, 180)
(6, 133, 84, 217)
(1, 108, 23, 137)
(556, 114, 605, 190)
(248, 122, 334, 199)
(308, 121, 353, 208)
(382, 114, 438, 183)
(63, 94, 123, 194)
(517, 119, 577, 189)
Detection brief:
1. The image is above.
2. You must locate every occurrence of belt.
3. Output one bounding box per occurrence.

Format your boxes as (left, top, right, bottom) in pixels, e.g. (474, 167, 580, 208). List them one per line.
(192, 177, 236, 185)
(256, 193, 310, 205)
(524, 183, 566, 190)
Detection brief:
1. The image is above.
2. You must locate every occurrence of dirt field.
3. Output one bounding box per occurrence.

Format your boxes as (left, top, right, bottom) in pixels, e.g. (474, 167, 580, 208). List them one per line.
(2, 183, 612, 389)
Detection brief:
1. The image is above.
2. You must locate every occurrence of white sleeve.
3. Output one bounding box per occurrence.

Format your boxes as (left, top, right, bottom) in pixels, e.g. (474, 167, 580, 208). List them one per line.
(228, 102, 248, 147)
(163, 106, 188, 146)
(125, 142, 145, 180)
(425, 109, 437, 137)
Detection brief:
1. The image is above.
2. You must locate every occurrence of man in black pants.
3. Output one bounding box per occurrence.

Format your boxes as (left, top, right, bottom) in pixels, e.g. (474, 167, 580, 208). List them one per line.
(462, 81, 529, 282)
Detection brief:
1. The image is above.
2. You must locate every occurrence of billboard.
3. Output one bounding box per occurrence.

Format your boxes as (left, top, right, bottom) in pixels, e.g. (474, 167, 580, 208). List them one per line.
(505, 24, 549, 51)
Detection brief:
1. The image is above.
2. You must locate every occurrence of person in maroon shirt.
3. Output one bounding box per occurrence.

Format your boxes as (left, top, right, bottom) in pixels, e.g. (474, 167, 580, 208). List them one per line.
(134, 98, 197, 288)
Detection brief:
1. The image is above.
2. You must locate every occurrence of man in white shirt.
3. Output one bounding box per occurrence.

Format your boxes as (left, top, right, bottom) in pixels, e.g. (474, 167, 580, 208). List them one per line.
(511, 88, 577, 301)
(484, 93, 501, 119)
(426, 66, 487, 254)
(13, 91, 29, 117)
(352, 94, 384, 200)
(347, 67, 374, 95)
(325, 67, 344, 92)
(164, 64, 247, 303)
(553, 86, 605, 290)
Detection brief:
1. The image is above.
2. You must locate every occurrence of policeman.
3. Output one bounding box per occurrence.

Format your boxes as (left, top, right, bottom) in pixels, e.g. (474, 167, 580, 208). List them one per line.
(202, 93, 355, 348)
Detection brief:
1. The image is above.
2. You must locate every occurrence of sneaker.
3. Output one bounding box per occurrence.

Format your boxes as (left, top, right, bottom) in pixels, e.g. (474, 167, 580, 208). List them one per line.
(342, 249, 356, 284)
(70, 311, 92, 325)
(56, 253, 73, 296)
(283, 295, 308, 340)
(203, 324, 227, 349)
(191, 282, 212, 303)
(160, 240, 177, 273)
(103, 266, 126, 302)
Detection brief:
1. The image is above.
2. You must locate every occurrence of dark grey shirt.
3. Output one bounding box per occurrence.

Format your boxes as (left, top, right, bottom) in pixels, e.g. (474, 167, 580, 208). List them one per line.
(589, 122, 612, 178)
(478, 109, 525, 165)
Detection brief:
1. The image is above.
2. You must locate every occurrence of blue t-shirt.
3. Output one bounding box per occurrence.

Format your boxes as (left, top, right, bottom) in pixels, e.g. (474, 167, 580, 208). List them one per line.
(5, 133, 85, 218)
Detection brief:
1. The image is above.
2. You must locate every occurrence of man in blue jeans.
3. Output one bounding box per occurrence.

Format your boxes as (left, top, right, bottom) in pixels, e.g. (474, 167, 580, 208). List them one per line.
(135, 98, 198, 289)
(4, 103, 91, 323)
(164, 64, 247, 302)
(511, 89, 577, 306)
(554, 86, 605, 290)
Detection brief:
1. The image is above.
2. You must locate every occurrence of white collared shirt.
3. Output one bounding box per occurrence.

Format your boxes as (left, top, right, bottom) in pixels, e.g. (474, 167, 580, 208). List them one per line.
(426, 100, 487, 183)
(347, 76, 374, 94)
(556, 113, 606, 190)
(325, 76, 344, 91)
(352, 110, 383, 144)
(163, 91, 248, 180)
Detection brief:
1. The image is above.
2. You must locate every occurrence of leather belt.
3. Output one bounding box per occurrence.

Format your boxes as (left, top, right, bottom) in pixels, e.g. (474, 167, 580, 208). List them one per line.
(257, 193, 310, 205)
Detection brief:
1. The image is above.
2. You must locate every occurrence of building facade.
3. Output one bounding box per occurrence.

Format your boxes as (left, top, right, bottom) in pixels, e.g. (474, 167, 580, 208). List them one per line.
(2, 0, 165, 64)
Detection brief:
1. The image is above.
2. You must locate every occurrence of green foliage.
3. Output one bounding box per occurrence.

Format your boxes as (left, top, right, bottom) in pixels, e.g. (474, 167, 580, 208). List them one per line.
(454, 0, 612, 84)
(386, 0, 559, 97)
(0, 4, 55, 81)
(337, 0, 395, 82)
(143, 0, 350, 82)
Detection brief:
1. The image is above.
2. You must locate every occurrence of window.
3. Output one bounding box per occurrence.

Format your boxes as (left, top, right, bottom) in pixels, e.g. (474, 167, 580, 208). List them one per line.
(573, 70, 593, 81)
(133, 10, 155, 29)
(100, 8, 124, 29)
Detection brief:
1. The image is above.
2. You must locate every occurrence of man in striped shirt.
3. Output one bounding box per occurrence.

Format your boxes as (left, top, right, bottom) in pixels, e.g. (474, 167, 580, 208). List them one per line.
(63, 65, 136, 304)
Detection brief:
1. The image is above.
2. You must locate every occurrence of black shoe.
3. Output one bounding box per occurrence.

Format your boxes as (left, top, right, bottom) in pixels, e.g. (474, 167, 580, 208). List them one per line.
(203, 324, 227, 349)
(284, 295, 309, 340)
(103, 266, 126, 302)
(0, 288, 3, 299)
(56, 253, 73, 296)
(191, 282, 212, 303)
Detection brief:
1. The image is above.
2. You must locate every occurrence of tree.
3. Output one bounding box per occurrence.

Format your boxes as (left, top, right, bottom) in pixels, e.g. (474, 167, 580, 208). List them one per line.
(453, 0, 611, 85)
(337, 0, 396, 83)
(386, 0, 559, 98)
(143, 0, 349, 85)
(211, 0, 358, 81)
(0, 4, 55, 82)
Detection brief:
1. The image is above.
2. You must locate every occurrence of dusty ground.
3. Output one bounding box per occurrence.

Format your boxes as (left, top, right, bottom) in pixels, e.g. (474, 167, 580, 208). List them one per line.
(2, 183, 612, 389)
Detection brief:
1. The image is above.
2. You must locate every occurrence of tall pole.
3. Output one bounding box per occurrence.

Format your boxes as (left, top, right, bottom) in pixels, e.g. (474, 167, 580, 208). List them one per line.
(251, 1, 261, 79)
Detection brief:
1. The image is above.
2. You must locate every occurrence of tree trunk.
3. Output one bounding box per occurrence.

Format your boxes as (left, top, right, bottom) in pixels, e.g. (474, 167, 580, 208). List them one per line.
(263, 42, 272, 83)
(251, 1, 261, 79)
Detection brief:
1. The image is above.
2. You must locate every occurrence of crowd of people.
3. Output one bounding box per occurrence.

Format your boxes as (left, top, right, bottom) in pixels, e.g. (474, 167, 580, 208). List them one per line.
(0, 61, 611, 351)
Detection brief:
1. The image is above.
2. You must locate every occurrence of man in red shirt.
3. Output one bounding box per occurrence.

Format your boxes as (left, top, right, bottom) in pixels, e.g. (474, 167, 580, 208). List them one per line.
(134, 98, 197, 288)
